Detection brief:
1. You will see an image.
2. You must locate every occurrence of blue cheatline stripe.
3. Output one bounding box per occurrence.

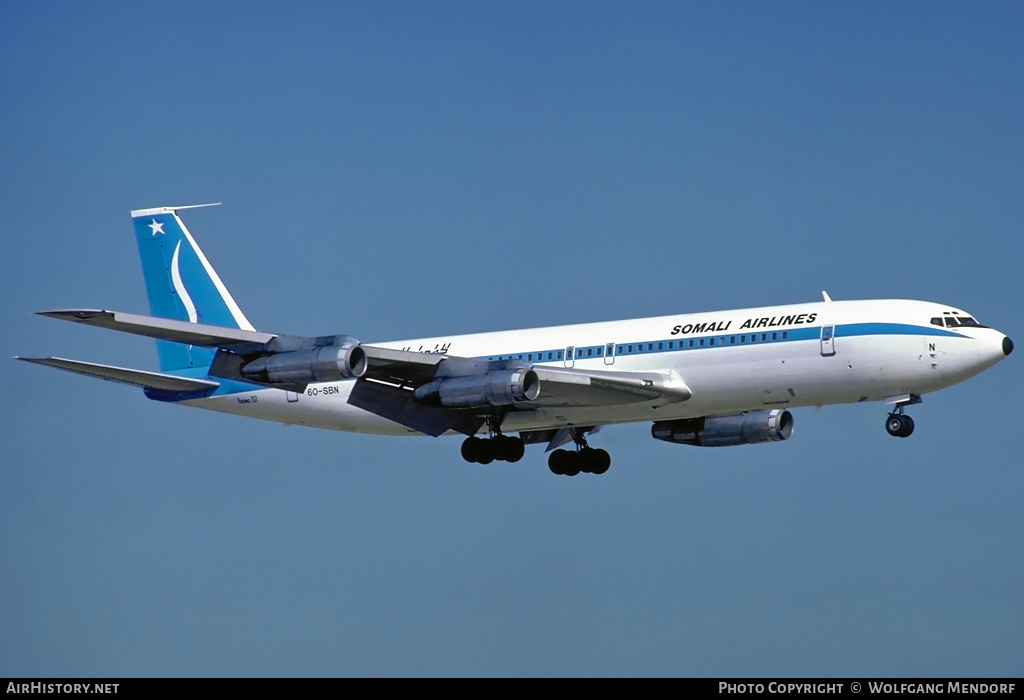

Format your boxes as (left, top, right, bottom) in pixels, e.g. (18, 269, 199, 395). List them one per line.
(835, 322, 961, 339)
(478, 323, 963, 364)
(157, 321, 965, 401)
(147, 366, 269, 402)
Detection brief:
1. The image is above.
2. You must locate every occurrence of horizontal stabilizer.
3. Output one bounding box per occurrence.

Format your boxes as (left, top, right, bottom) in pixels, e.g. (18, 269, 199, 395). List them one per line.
(37, 309, 275, 349)
(16, 356, 220, 392)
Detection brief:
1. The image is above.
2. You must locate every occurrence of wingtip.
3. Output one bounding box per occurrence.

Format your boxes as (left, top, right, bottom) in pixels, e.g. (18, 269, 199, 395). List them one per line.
(36, 309, 108, 320)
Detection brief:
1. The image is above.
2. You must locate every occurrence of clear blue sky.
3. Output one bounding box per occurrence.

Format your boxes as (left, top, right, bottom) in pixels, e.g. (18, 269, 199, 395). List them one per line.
(2, 1, 1022, 676)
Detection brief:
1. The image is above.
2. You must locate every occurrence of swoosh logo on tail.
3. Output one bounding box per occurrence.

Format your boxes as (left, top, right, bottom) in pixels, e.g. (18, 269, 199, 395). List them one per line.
(171, 241, 198, 323)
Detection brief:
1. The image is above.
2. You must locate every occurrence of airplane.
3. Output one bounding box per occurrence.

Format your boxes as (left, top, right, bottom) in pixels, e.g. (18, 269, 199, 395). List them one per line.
(17, 204, 1013, 476)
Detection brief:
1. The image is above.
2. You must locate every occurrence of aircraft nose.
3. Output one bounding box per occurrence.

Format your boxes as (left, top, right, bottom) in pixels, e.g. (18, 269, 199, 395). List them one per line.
(1004, 336, 1014, 356)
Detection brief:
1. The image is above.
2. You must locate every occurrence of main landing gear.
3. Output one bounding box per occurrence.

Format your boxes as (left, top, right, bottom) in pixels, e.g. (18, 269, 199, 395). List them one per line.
(461, 434, 525, 464)
(547, 429, 611, 477)
(461, 423, 613, 476)
(462, 412, 526, 464)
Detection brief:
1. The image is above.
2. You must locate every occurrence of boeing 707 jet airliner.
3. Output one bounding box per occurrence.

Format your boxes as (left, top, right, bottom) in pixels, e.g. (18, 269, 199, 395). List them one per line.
(18, 205, 1013, 476)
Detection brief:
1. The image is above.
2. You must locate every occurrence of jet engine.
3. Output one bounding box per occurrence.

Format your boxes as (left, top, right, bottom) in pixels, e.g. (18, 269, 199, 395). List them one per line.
(652, 409, 794, 447)
(414, 368, 540, 408)
(240, 338, 367, 384)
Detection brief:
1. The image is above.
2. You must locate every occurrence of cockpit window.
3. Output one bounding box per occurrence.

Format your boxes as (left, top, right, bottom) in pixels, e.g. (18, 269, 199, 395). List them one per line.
(937, 315, 986, 328)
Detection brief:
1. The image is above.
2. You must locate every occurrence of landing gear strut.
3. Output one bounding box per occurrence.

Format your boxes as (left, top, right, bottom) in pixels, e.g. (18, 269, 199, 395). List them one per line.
(547, 429, 611, 476)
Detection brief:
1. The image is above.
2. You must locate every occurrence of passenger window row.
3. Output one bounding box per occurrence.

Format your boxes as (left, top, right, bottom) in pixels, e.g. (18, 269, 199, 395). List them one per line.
(485, 331, 791, 362)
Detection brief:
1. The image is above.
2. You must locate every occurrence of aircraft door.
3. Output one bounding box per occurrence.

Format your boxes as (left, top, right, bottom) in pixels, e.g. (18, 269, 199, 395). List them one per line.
(564, 346, 575, 368)
(820, 325, 836, 356)
(604, 342, 616, 365)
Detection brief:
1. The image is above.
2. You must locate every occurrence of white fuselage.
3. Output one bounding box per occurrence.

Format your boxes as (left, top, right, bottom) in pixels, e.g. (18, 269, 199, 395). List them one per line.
(183, 299, 1010, 436)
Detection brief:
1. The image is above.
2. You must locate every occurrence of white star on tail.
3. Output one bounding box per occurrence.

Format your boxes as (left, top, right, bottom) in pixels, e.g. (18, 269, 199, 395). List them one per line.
(149, 219, 164, 236)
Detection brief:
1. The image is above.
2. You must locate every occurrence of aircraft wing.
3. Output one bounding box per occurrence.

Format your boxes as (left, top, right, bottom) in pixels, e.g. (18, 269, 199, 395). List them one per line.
(348, 355, 692, 436)
(529, 366, 691, 407)
(37, 310, 275, 349)
(359, 345, 448, 385)
(35, 308, 693, 436)
(356, 349, 692, 406)
(15, 356, 220, 393)
(38, 310, 443, 382)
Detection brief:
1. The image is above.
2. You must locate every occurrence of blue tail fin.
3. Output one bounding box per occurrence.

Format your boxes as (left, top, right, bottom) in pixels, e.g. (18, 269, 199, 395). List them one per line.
(132, 204, 254, 372)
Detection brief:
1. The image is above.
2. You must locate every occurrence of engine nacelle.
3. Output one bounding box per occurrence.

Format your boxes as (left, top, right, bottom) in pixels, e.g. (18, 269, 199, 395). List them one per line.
(240, 339, 367, 384)
(414, 368, 541, 408)
(652, 409, 794, 447)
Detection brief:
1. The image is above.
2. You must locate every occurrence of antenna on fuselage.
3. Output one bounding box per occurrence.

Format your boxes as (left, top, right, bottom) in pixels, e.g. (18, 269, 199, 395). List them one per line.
(822, 291, 832, 303)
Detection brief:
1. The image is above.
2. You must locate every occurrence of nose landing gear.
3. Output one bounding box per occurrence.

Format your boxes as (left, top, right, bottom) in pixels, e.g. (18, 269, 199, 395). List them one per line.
(885, 412, 915, 438)
(884, 394, 920, 438)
